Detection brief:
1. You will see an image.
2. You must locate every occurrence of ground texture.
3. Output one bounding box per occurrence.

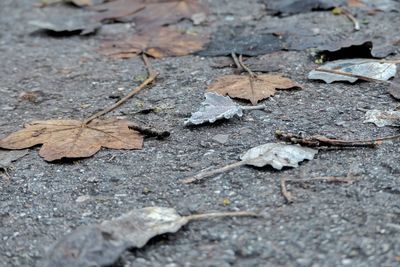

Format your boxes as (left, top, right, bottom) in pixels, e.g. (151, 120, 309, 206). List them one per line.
(0, 0, 400, 266)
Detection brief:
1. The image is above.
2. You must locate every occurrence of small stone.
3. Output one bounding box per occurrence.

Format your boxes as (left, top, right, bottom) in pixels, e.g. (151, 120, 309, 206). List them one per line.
(76, 195, 90, 203)
(212, 134, 230, 144)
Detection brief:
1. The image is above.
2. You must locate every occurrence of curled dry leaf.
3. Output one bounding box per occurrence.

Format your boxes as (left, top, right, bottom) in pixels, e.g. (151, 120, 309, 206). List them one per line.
(184, 92, 243, 126)
(308, 59, 397, 83)
(29, 15, 101, 35)
(363, 109, 400, 127)
(0, 119, 143, 161)
(40, 207, 256, 267)
(100, 27, 207, 59)
(207, 74, 301, 105)
(240, 143, 318, 170)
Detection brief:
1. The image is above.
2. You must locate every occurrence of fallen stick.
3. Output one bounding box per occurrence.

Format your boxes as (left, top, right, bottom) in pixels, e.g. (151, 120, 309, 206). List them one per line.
(280, 177, 293, 204)
(285, 175, 358, 184)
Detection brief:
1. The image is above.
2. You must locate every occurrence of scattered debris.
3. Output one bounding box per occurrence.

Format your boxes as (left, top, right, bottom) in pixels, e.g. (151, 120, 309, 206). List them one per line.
(100, 27, 208, 59)
(41, 207, 257, 267)
(308, 59, 397, 83)
(19, 90, 45, 103)
(0, 150, 29, 169)
(364, 109, 400, 127)
(182, 143, 317, 184)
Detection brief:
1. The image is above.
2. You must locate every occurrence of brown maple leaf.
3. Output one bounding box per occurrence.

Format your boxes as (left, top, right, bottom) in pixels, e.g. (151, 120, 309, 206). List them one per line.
(207, 74, 301, 105)
(0, 119, 143, 161)
(99, 27, 207, 59)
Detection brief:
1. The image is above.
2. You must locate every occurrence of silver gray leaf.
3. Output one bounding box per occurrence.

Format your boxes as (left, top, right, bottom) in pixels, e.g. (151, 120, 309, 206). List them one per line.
(308, 59, 396, 83)
(363, 109, 400, 127)
(184, 92, 243, 126)
(41, 207, 189, 267)
(240, 143, 317, 170)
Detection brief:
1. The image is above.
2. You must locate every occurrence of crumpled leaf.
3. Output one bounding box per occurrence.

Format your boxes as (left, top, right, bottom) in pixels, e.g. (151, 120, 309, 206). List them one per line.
(207, 74, 301, 105)
(0, 119, 143, 161)
(41, 207, 189, 267)
(363, 109, 400, 127)
(91, 0, 208, 29)
(198, 29, 284, 57)
(184, 92, 243, 126)
(264, 0, 345, 15)
(29, 15, 101, 35)
(308, 59, 397, 83)
(99, 27, 207, 59)
(0, 150, 29, 169)
(240, 143, 318, 170)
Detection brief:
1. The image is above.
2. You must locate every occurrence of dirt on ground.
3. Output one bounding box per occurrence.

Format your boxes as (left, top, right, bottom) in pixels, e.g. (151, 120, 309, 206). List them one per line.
(0, 0, 400, 266)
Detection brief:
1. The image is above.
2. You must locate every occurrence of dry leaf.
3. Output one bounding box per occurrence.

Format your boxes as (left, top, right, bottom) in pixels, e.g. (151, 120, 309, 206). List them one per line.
(0, 119, 143, 161)
(363, 109, 400, 127)
(40, 207, 256, 267)
(240, 143, 318, 170)
(184, 92, 243, 126)
(92, 0, 208, 29)
(308, 59, 397, 83)
(207, 74, 301, 105)
(100, 27, 207, 59)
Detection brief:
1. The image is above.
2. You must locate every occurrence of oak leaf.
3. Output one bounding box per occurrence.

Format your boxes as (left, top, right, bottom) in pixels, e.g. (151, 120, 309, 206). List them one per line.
(207, 74, 301, 105)
(100, 27, 207, 59)
(0, 119, 143, 161)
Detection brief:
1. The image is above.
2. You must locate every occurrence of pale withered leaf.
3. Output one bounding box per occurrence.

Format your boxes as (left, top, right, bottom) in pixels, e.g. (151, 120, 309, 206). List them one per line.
(184, 92, 243, 126)
(363, 109, 400, 127)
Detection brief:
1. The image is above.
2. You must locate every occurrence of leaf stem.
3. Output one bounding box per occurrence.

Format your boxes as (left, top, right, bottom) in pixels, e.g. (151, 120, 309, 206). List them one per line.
(240, 104, 267, 111)
(84, 54, 158, 125)
(186, 211, 259, 221)
(181, 160, 247, 184)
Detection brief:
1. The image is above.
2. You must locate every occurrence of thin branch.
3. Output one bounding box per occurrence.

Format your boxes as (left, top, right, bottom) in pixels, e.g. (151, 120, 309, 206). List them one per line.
(315, 68, 386, 83)
(285, 176, 358, 184)
(239, 54, 257, 78)
(240, 104, 267, 111)
(186, 211, 259, 221)
(231, 52, 243, 71)
(181, 161, 247, 184)
(275, 131, 383, 148)
(341, 8, 360, 31)
(84, 54, 158, 125)
(280, 177, 293, 204)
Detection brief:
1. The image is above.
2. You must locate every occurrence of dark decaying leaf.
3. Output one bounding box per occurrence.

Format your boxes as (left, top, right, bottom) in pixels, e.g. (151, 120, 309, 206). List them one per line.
(317, 39, 398, 59)
(363, 109, 400, 127)
(207, 74, 301, 105)
(0, 119, 143, 161)
(91, 0, 208, 29)
(240, 143, 318, 170)
(197, 28, 284, 57)
(41, 207, 189, 267)
(264, 0, 346, 15)
(29, 15, 101, 35)
(100, 27, 207, 59)
(308, 59, 397, 83)
(184, 92, 243, 126)
(0, 150, 29, 169)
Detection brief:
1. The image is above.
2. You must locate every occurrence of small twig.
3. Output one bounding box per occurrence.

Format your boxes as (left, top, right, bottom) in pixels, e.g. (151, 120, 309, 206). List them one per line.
(239, 54, 257, 78)
(275, 130, 382, 148)
(128, 124, 170, 139)
(280, 177, 293, 204)
(315, 68, 386, 83)
(186, 210, 259, 221)
(231, 52, 243, 71)
(285, 175, 358, 184)
(181, 161, 247, 184)
(240, 104, 267, 111)
(340, 7, 360, 31)
(84, 54, 158, 125)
